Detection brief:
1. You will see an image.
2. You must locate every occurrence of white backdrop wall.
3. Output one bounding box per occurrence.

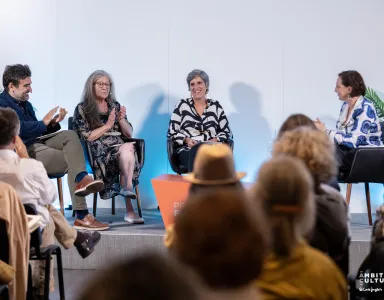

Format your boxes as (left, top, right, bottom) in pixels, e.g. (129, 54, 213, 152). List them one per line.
(1, 0, 383, 213)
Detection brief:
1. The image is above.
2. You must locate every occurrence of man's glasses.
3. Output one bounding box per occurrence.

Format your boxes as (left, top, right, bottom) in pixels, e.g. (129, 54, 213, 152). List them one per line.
(95, 82, 111, 89)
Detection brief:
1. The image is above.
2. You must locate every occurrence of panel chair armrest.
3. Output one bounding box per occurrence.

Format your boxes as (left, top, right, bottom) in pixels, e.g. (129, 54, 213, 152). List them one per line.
(225, 138, 234, 151)
(343, 147, 384, 183)
(84, 141, 95, 169)
(126, 138, 145, 170)
(167, 138, 175, 161)
(0, 284, 8, 297)
(68, 117, 74, 130)
(167, 138, 187, 174)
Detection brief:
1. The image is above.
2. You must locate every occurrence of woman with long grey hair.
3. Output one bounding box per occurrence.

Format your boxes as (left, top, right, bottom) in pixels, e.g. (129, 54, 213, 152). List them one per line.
(73, 70, 143, 224)
(167, 69, 233, 172)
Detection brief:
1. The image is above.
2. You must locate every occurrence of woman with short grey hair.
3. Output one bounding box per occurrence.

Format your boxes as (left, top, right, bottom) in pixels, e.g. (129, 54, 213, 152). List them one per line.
(167, 69, 232, 171)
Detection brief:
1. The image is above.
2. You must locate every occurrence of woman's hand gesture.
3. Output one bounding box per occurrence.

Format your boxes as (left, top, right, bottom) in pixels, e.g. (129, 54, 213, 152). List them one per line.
(106, 108, 116, 129)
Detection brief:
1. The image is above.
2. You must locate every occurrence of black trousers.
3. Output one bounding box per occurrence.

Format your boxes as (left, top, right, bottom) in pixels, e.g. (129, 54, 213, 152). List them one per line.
(335, 144, 357, 176)
(177, 142, 207, 172)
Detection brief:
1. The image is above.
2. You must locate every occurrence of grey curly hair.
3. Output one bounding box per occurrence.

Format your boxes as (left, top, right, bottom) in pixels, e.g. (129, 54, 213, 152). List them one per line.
(186, 69, 210, 93)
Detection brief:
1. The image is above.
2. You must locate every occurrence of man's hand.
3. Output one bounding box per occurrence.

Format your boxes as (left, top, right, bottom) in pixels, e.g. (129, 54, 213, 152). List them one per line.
(15, 136, 29, 158)
(42, 106, 59, 126)
(118, 106, 126, 121)
(51, 107, 68, 125)
(185, 137, 198, 148)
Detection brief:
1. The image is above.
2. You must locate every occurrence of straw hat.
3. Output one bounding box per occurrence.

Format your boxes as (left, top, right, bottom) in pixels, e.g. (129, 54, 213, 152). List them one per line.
(184, 143, 246, 185)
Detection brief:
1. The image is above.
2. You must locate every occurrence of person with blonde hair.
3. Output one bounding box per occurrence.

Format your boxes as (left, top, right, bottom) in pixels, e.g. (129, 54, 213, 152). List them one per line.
(277, 113, 340, 191)
(250, 156, 347, 299)
(273, 128, 349, 273)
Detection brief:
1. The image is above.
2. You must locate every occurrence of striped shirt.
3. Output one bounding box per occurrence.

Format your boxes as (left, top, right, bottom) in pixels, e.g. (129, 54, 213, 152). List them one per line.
(167, 98, 232, 153)
(327, 96, 383, 148)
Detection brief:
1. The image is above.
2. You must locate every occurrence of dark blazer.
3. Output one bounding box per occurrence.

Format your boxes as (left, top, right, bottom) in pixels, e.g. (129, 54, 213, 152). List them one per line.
(0, 90, 60, 147)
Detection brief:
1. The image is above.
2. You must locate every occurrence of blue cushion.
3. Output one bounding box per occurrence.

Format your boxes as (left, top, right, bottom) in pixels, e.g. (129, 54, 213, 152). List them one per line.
(80, 141, 94, 175)
(85, 157, 93, 175)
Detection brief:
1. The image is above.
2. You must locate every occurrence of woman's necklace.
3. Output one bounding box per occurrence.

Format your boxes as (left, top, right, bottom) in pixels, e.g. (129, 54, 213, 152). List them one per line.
(342, 97, 359, 126)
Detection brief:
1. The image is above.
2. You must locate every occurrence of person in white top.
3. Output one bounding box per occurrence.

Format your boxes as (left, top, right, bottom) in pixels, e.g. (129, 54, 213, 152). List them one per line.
(0, 107, 101, 297)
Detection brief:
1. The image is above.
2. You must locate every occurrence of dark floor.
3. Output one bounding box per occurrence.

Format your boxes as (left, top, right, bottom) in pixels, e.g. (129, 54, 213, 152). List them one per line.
(51, 269, 104, 300)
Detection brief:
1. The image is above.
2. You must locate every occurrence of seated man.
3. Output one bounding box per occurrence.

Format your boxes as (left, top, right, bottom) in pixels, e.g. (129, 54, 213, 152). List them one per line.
(0, 64, 108, 230)
(0, 107, 101, 297)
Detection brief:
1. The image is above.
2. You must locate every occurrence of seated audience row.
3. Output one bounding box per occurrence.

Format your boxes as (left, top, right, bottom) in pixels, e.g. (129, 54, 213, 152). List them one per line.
(165, 125, 349, 299)
(0, 108, 101, 298)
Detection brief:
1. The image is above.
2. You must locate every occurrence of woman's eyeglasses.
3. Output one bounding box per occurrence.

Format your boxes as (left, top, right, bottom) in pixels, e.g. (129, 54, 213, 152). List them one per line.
(95, 82, 111, 89)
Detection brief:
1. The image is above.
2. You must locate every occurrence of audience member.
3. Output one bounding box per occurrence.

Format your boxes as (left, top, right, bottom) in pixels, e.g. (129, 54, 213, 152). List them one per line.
(314, 70, 383, 176)
(277, 113, 317, 138)
(78, 252, 200, 300)
(250, 156, 347, 299)
(164, 143, 246, 247)
(0, 64, 108, 230)
(0, 108, 101, 298)
(170, 189, 267, 299)
(273, 128, 350, 269)
(73, 70, 143, 224)
(167, 69, 232, 172)
(355, 204, 384, 299)
(0, 182, 29, 300)
(278, 113, 340, 191)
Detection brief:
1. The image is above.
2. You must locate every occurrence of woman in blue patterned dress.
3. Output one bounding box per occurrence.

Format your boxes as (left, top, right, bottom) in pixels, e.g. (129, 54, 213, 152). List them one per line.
(314, 70, 383, 175)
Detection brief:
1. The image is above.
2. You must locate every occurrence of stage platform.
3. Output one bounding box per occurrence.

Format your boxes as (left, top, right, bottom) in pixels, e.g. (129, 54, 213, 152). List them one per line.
(58, 209, 372, 275)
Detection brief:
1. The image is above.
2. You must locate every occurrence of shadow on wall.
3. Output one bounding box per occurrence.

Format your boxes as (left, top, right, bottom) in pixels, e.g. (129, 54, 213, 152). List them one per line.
(123, 85, 169, 209)
(228, 82, 272, 182)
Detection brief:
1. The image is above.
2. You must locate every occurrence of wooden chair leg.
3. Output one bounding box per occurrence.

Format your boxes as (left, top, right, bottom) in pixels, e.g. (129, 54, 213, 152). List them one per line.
(93, 193, 98, 217)
(112, 197, 115, 215)
(135, 185, 142, 218)
(365, 182, 373, 226)
(346, 183, 352, 206)
(57, 178, 64, 215)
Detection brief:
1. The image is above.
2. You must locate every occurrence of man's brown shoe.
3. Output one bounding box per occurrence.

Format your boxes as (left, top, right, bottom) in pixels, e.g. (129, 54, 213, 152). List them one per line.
(74, 175, 104, 197)
(73, 214, 109, 231)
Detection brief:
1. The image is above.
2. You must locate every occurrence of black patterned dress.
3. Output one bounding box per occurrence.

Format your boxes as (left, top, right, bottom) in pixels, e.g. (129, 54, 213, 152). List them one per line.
(73, 100, 140, 199)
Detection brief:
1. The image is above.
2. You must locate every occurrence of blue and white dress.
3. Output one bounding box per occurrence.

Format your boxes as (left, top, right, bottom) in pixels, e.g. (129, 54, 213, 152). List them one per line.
(327, 96, 383, 148)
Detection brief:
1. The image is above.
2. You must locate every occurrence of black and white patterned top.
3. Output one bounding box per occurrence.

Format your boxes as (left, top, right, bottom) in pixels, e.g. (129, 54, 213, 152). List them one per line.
(167, 98, 232, 153)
